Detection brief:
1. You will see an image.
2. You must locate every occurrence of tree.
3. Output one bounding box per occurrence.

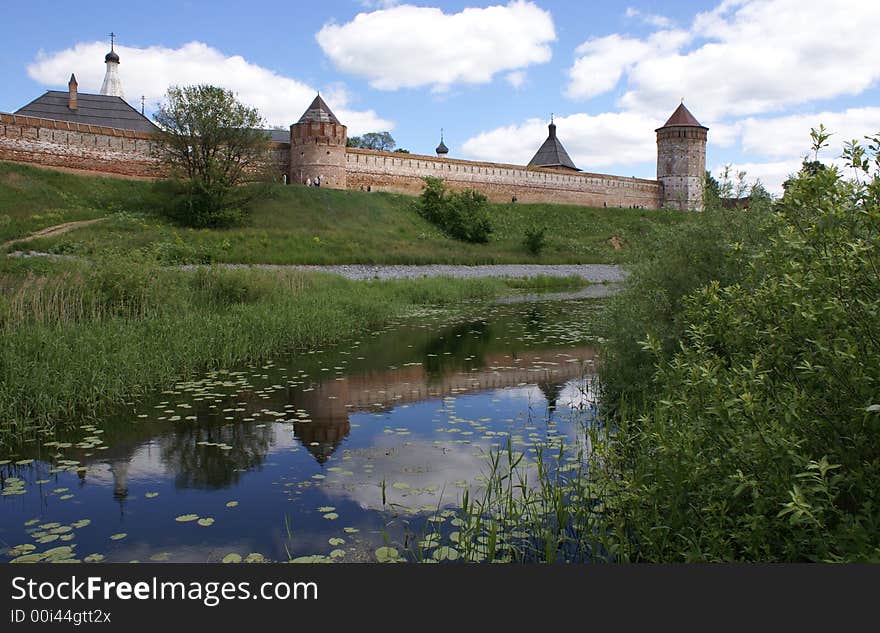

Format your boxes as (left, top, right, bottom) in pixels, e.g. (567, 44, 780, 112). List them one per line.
(346, 131, 396, 152)
(154, 85, 270, 227)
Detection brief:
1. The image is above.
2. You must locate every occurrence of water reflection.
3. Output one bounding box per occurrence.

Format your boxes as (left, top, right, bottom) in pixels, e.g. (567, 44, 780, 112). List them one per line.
(1, 299, 601, 563)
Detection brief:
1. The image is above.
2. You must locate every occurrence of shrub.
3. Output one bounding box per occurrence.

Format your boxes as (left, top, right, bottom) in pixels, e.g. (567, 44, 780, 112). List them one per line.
(416, 177, 492, 243)
(596, 129, 880, 561)
(523, 225, 547, 255)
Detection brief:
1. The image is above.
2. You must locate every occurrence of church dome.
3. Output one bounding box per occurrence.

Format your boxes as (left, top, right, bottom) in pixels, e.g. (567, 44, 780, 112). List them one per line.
(105, 49, 119, 64)
(435, 140, 449, 155)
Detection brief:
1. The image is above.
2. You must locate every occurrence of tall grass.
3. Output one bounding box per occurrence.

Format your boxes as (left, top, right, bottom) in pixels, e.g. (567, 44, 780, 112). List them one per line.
(0, 257, 504, 449)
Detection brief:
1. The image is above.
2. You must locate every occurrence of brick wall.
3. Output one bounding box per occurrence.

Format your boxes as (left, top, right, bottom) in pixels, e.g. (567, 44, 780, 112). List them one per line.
(345, 148, 662, 208)
(0, 111, 665, 209)
(0, 112, 163, 177)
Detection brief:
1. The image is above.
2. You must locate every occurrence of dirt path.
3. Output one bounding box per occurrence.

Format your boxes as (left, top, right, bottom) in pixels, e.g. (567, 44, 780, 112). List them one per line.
(1, 218, 106, 250)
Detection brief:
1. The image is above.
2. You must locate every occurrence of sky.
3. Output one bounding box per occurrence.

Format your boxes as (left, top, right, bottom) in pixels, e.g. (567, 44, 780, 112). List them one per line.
(3, 0, 880, 193)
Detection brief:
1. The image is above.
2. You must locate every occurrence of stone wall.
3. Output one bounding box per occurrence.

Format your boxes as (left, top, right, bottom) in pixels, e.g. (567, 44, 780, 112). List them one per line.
(345, 148, 662, 208)
(0, 111, 667, 210)
(0, 112, 162, 177)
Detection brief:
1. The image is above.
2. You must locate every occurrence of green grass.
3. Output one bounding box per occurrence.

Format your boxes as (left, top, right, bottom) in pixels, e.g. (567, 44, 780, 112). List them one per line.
(0, 255, 507, 449)
(0, 162, 151, 243)
(0, 161, 692, 264)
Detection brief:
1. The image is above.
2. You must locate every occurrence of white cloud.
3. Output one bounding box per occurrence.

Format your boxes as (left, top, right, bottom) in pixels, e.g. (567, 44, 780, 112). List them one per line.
(568, 1, 880, 121)
(461, 111, 658, 170)
(710, 160, 800, 196)
(316, 1, 555, 91)
(566, 30, 689, 101)
(625, 7, 673, 29)
(26, 40, 392, 134)
(505, 70, 526, 89)
(737, 107, 880, 160)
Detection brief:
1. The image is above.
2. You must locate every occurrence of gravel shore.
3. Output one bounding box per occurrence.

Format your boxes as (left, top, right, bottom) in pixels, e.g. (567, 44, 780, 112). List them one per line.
(248, 264, 626, 283)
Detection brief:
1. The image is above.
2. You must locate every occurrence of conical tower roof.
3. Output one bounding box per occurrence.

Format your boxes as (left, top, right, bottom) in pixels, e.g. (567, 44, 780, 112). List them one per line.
(528, 120, 579, 171)
(658, 102, 706, 129)
(297, 94, 341, 125)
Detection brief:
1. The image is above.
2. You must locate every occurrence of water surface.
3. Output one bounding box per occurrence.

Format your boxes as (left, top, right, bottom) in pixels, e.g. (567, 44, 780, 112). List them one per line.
(1, 298, 599, 563)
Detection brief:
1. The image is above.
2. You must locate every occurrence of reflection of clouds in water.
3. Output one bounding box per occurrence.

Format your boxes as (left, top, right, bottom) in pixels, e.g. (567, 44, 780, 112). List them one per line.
(558, 379, 598, 411)
(319, 438, 516, 512)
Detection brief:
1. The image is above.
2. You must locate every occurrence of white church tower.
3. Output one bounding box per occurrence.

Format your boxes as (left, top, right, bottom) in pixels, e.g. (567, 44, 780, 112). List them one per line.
(100, 32, 124, 98)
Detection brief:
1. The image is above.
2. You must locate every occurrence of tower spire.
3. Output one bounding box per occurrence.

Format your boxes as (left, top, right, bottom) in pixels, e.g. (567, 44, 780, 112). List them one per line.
(101, 32, 124, 98)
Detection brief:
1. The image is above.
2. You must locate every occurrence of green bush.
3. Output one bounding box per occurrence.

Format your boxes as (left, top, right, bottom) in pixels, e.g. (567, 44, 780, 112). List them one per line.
(596, 129, 880, 561)
(523, 225, 547, 255)
(416, 177, 492, 243)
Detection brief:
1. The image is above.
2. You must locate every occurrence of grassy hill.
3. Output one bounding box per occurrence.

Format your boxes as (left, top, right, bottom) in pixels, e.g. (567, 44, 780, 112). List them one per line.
(0, 161, 692, 264)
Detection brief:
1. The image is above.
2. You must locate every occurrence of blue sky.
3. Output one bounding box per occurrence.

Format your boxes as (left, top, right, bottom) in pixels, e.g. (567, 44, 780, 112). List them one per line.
(3, 0, 879, 192)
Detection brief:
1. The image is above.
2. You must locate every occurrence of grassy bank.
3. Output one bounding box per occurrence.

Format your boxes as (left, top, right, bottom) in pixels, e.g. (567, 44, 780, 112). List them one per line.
(1, 161, 690, 265)
(0, 255, 516, 450)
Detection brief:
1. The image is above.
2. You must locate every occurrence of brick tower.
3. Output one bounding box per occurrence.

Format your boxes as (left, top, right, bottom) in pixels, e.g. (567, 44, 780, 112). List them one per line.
(656, 102, 708, 211)
(289, 94, 347, 188)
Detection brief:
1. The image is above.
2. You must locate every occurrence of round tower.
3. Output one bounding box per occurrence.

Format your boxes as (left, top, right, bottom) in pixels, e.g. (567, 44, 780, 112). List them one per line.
(289, 94, 347, 189)
(656, 102, 708, 211)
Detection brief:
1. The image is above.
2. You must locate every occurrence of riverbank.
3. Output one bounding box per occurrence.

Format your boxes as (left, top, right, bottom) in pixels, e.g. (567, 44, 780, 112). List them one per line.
(1, 161, 690, 265)
(0, 255, 593, 450)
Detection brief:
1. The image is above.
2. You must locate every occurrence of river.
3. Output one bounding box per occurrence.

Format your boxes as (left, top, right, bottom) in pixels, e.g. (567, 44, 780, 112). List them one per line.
(0, 296, 600, 563)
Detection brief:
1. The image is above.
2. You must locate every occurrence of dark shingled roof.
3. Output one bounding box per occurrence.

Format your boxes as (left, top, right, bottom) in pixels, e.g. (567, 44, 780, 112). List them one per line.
(297, 94, 341, 125)
(261, 128, 291, 143)
(528, 122, 579, 171)
(659, 102, 706, 129)
(15, 91, 159, 134)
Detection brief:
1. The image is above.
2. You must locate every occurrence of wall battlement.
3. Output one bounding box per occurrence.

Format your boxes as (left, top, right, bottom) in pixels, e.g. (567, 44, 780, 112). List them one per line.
(0, 98, 707, 211)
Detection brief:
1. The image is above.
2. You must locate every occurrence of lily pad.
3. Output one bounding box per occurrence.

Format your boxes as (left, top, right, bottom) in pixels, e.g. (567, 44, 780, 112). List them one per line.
(432, 546, 460, 561)
(175, 514, 199, 522)
(328, 537, 345, 546)
(145, 492, 159, 499)
(244, 553, 265, 563)
(375, 546, 400, 563)
(109, 533, 127, 541)
(225, 501, 239, 508)
(222, 553, 242, 564)
(83, 553, 106, 563)
(322, 513, 339, 520)
(197, 518, 215, 527)
(330, 549, 346, 559)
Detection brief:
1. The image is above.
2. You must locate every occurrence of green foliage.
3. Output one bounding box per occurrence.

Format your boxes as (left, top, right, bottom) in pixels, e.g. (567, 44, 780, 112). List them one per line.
(596, 128, 880, 561)
(154, 85, 270, 228)
(598, 203, 770, 413)
(416, 177, 493, 244)
(522, 225, 547, 255)
(346, 131, 396, 151)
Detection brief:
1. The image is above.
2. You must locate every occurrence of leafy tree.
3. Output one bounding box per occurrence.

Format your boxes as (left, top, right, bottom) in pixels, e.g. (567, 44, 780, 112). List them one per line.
(154, 85, 270, 227)
(346, 131, 396, 152)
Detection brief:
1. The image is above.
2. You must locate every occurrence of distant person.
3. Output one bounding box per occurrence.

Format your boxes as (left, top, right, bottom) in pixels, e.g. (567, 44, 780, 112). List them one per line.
(367, 185, 371, 192)
(315, 176, 321, 188)
(305, 177, 311, 187)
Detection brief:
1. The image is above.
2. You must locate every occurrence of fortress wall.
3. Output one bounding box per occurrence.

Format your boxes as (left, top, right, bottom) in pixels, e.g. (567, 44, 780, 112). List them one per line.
(0, 112, 163, 178)
(345, 148, 662, 208)
(0, 113, 290, 182)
